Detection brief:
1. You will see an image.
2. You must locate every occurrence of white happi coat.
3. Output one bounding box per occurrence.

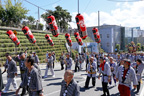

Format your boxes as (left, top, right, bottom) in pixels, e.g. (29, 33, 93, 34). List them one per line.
(116, 66, 138, 88)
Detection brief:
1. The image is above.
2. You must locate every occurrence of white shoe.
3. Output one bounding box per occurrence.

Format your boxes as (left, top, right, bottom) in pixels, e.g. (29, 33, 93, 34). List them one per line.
(2, 90, 8, 93)
(52, 75, 55, 78)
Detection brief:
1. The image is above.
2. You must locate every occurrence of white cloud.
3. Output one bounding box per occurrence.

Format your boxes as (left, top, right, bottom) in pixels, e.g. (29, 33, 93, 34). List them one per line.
(70, 1, 144, 30)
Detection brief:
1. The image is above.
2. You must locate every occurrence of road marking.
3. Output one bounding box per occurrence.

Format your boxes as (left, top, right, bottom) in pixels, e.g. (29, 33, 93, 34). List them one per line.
(140, 85, 144, 96)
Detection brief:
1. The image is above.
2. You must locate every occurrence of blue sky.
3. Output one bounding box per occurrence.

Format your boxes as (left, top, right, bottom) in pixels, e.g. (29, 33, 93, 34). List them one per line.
(1, 0, 144, 29)
(2, 0, 121, 19)
(25, 0, 121, 20)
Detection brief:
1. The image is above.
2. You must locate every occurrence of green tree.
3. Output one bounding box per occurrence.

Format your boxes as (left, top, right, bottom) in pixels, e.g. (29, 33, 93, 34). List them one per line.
(115, 44, 120, 52)
(141, 45, 144, 51)
(27, 16, 35, 24)
(41, 6, 72, 32)
(137, 43, 141, 51)
(0, 0, 29, 27)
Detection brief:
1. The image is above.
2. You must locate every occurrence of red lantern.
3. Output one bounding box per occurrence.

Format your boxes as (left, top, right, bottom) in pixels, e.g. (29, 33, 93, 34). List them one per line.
(75, 13, 87, 39)
(92, 27, 101, 43)
(22, 26, 36, 44)
(74, 32, 83, 45)
(47, 15, 59, 37)
(6, 30, 20, 46)
(65, 33, 72, 46)
(45, 34, 54, 46)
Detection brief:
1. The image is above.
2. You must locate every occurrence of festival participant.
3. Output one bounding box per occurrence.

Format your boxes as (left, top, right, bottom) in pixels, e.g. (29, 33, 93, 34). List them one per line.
(79, 53, 85, 70)
(16, 56, 43, 96)
(15, 52, 27, 96)
(46, 51, 49, 59)
(52, 51, 56, 68)
(2, 53, 18, 93)
(65, 53, 72, 70)
(116, 59, 138, 96)
(33, 52, 40, 65)
(109, 57, 117, 86)
(1, 54, 9, 74)
(59, 52, 65, 70)
(43, 53, 55, 78)
(98, 57, 111, 96)
(116, 54, 122, 64)
(132, 59, 144, 94)
(84, 57, 97, 88)
(74, 54, 80, 72)
(0, 67, 4, 96)
(60, 70, 80, 96)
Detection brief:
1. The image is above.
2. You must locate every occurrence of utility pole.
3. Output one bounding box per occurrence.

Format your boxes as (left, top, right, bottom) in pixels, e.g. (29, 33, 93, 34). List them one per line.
(98, 11, 100, 29)
(98, 11, 101, 53)
(37, 7, 40, 30)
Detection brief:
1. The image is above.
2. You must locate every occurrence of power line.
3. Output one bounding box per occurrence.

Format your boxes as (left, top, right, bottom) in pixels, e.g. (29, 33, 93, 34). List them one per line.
(41, 0, 62, 7)
(83, 0, 92, 12)
(23, 0, 47, 11)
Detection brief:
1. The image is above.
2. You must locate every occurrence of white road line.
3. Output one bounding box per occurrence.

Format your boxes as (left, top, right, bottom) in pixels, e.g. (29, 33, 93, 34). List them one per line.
(140, 85, 144, 96)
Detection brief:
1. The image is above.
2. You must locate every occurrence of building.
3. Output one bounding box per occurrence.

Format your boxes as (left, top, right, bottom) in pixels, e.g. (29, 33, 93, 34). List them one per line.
(87, 25, 121, 53)
(87, 24, 144, 53)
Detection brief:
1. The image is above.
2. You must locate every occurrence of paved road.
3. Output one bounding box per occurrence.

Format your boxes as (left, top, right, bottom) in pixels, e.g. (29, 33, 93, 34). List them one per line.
(1, 62, 144, 96)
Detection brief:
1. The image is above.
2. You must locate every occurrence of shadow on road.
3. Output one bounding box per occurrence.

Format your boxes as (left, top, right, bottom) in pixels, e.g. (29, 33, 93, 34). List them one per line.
(54, 69, 62, 71)
(111, 92, 120, 96)
(44, 77, 62, 81)
(47, 82, 61, 86)
(95, 87, 103, 91)
(2, 92, 16, 96)
(80, 86, 94, 92)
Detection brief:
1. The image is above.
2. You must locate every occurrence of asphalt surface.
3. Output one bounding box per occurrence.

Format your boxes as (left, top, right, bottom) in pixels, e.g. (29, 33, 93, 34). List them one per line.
(1, 62, 144, 96)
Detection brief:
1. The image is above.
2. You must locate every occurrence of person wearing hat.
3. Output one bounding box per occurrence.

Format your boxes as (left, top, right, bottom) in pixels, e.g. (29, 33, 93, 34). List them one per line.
(43, 52, 55, 78)
(65, 53, 72, 70)
(33, 52, 40, 65)
(132, 59, 144, 94)
(116, 59, 138, 96)
(109, 57, 117, 86)
(98, 57, 111, 96)
(2, 53, 18, 93)
(103, 53, 109, 63)
(84, 57, 97, 88)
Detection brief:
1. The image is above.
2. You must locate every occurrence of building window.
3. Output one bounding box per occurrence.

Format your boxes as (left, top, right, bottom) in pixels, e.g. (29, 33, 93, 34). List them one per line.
(107, 34, 109, 38)
(107, 43, 109, 47)
(100, 34, 102, 38)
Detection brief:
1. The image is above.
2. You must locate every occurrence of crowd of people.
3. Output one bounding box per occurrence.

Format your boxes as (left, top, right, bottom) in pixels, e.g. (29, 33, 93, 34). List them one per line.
(0, 51, 144, 96)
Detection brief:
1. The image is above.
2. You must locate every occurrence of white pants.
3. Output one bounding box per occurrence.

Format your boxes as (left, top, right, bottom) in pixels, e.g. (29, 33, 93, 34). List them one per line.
(4, 78, 18, 91)
(44, 66, 55, 77)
